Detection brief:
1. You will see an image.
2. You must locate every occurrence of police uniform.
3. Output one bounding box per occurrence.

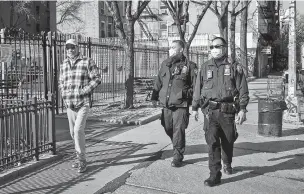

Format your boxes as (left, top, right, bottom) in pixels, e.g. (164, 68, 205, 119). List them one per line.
(192, 56, 249, 179)
(152, 52, 197, 163)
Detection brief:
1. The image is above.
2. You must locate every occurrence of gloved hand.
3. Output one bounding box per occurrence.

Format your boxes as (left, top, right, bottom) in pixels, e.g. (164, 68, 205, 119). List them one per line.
(192, 110, 199, 121)
(235, 109, 247, 125)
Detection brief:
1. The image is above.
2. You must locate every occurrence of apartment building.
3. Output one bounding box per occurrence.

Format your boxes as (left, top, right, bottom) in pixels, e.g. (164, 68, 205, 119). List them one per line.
(0, 1, 56, 33)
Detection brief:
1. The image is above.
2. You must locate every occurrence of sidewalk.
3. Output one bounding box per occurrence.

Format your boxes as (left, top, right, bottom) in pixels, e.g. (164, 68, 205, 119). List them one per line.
(1, 78, 304, 194)
(111, 78, 304, 194)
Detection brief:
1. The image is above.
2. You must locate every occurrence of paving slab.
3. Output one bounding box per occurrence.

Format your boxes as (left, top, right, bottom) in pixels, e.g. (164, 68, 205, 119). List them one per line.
(126, 160, 304, 194)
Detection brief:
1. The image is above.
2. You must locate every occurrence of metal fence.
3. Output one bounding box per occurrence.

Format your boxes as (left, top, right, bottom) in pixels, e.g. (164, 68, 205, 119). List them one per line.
(0, 93, 55, 171)
(0, 29, 209, 113)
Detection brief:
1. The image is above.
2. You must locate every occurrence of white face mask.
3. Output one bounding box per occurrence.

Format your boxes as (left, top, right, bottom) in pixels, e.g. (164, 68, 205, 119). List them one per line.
(169, 49, 177, 57)
(211, 48, 224, 59)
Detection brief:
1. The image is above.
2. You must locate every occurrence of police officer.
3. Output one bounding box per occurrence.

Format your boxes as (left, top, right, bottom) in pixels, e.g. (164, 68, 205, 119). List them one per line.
(192, 37, 249, 186)
(151, 40, 197, 167)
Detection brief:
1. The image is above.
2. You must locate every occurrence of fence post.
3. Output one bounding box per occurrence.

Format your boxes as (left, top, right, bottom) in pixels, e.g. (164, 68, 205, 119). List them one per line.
(52, 32, 59, 115)
(24, 94, 31, 149)
(48, 92, 56, 155)
(111, 46, 116, 101)
(31, 97, 39, 161)
(42, 32, 48, 100)
(88, 37, 92, 58)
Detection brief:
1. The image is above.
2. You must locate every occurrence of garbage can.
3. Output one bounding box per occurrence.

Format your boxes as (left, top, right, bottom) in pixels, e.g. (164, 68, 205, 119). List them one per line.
(258, 98, 287, 137)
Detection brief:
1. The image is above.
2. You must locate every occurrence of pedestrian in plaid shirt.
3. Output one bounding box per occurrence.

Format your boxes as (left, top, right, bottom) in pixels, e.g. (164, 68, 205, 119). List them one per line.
(59, 39, 101, 173)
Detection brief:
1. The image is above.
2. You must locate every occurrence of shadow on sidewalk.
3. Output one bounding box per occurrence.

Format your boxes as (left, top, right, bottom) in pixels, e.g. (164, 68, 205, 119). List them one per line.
(282, 127, 304, 137)
(222, 153, 304, 185)
(0, 140, 159, 194)
(161, 140, 304, 165)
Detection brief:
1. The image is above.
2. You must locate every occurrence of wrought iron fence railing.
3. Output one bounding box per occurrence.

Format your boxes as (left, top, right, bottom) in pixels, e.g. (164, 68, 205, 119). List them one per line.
(0, 93, 55, 171)
(0, 29, 209, 114)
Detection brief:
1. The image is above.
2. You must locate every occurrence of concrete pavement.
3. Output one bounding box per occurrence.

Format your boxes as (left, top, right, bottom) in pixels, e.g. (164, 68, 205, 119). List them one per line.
(1, 78, 304, 194)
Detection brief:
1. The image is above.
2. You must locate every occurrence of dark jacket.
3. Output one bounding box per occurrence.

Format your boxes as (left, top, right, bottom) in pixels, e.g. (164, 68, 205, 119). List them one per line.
(151, 53, 197, 108)
(192, 57, 249, 112)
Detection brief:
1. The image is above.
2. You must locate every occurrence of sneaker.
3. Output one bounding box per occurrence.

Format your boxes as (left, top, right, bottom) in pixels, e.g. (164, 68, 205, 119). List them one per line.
(77, 161, 87, 173)
(72, 161, 79, 168)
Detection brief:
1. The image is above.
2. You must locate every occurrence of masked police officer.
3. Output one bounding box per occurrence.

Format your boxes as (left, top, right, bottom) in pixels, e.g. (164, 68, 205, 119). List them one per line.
(151, 40, 197, 167)
(192, 37, 249, 186)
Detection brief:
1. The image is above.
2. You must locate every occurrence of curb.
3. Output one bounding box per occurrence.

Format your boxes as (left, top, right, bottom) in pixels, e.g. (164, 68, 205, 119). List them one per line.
(0, 154, 63, 186)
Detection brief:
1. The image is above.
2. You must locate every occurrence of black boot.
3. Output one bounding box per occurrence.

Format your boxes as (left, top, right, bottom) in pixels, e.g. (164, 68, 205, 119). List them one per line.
(223, 164, 233, 175)
(204, 172, 222, 187)
(171, 159, 182, 167)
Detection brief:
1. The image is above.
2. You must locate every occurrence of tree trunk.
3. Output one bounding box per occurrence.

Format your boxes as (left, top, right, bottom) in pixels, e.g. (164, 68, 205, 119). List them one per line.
(10, 2, 14, 28)
(221, 3, 229, 42)
(125, 21, 135, 108)
(240, 1, 248, 77)
(230, 14, 236, 62)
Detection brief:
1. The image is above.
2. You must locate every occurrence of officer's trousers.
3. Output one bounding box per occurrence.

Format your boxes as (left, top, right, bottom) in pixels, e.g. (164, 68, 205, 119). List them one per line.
(161, 107, 189, 162)
(204, 109, 237, 177)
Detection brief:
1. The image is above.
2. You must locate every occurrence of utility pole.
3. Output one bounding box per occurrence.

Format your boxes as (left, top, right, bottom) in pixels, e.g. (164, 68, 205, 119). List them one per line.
(284, 0, 301, 123)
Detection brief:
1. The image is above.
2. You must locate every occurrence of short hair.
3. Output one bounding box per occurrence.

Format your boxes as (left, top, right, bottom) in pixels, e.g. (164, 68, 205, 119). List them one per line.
(211, 37, 227, 45)
(172, 40, 185, 49)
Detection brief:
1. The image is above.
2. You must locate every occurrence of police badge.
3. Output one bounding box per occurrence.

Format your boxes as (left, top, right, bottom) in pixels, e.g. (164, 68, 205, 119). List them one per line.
(224, 65, 231, 76)
(207, 70, 213, 79)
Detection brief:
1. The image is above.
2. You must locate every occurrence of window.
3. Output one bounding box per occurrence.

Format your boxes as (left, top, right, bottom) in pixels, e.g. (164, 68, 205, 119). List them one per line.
(160, 22, 167, 30)
(100, 22, 105, 38)
(36, 6, 40, 15)
(47, 16, 50, 27)
(100, 1, 104, 15)
(108, 16, 113, 37)
(160, 2, 168, 15)
(108, 23, 113, 37)
(36, 24, 40, 32)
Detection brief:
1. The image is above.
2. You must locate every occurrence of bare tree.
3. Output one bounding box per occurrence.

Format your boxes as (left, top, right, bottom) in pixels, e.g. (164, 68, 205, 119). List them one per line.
(162, 0, 212, 57)
(56, 1, 87, 34)
(0, 1, 37, 28)
(208, 1, 230, 42)
(240, 1, 249, 76)
(105, 0, 150, 108)
(229, 0, 251, 62)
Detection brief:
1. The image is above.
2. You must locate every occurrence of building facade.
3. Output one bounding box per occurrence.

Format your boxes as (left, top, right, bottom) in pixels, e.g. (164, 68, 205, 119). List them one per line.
(57, 1, 125, 38)
(0, 1, 56, 33)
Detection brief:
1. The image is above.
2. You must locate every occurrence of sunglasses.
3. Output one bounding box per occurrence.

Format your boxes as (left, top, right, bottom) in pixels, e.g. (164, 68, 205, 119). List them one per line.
(210, 45, 225, 50)
(66, 45, 76, 50)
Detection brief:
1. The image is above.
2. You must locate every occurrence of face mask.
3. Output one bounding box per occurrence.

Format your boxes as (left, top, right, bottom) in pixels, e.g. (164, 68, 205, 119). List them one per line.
(211, 48, 224, 59)
(169, 49, 176, 57)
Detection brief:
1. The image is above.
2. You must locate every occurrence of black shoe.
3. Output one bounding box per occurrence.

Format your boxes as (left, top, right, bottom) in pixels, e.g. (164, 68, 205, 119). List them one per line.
(171, 160, 182, 167)
(204, 172, 221, 187)
(223, 164, 233, 175)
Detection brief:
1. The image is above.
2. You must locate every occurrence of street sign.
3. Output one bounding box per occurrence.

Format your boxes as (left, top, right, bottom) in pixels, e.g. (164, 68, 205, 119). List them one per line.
(261, 46, 272, 55)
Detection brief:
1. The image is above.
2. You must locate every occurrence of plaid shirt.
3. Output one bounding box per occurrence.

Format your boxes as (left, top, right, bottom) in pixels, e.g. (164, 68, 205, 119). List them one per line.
(59, 54, 101, 109)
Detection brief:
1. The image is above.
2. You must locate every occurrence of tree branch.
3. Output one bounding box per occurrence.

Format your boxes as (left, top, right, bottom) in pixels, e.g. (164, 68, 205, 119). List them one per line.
(105, 1, 126, 40)
(235, 0, 252, 16)
(188, 0, 212, 45)
(182, 0, 190, 37)
(220, 1, 230, 18)
(162, 0, 177, 19)
(133, 0, 151, 20)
